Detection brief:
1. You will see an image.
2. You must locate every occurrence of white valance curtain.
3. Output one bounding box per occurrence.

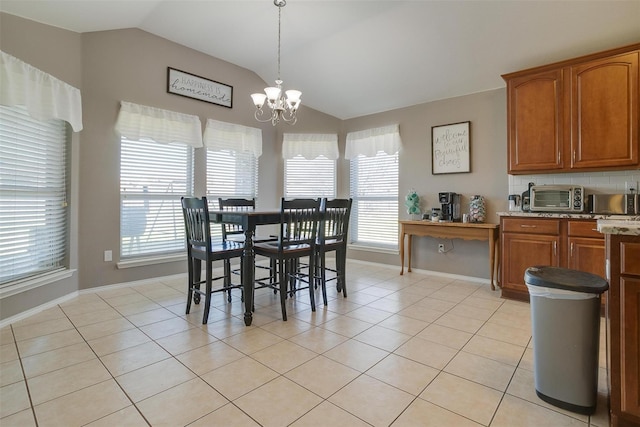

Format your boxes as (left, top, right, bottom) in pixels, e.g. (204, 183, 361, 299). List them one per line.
(0, 50, 83, 132)
(115, 101, 203, 147)
(282, 133, 339, 160)
(203, 119, 262, 158)
(345, 124, 401, 159)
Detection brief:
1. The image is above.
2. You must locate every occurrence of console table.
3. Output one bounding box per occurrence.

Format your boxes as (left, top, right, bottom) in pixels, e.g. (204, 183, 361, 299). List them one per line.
(399, 220, 500, 290)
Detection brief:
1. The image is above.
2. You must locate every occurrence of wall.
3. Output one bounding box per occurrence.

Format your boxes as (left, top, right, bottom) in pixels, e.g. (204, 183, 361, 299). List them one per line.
(342, 89, 509, 280)
(0, 13, 82, 318)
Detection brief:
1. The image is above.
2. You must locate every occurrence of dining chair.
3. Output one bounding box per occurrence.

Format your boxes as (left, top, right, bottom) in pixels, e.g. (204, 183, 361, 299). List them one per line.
(316, 198, 352, 302)
(181, 196, 244, 324)
(253, 198, 321, 321)
(218, 198, 277, 288)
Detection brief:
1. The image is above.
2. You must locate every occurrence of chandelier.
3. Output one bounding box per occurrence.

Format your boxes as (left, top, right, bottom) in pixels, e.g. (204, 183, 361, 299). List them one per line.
(251, 0, 301, 126)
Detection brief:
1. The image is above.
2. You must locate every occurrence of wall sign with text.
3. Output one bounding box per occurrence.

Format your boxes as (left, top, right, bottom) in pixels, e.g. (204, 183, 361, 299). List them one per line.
(431, 121, 471, 174)
(167, 67, 233, 108)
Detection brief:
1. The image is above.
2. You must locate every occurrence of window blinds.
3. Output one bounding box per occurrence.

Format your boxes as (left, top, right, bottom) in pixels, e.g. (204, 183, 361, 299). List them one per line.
(347, 125, 400, 249)
(0, 105, 68, 284)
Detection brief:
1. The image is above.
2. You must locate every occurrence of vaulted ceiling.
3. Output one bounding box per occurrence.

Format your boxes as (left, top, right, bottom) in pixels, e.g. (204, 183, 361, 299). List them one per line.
(2, 0, 639, 119)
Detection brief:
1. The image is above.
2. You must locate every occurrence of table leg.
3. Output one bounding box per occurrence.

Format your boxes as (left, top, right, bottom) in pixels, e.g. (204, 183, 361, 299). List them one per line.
(407, 234, 413, 272)
(242, 228, 255, 326)
(400, 231, 405, 275)
(488, 230, 496, 290)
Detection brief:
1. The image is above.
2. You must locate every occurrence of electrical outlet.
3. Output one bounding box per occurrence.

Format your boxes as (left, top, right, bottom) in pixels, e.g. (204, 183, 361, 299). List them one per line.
(104, 250, 112, 262)
(438, 243, 445, 253)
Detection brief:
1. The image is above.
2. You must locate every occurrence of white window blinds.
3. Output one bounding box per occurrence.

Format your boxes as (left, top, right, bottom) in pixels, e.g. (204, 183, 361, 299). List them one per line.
(116, 102, 198, 258)
(282, 133, 338, 199)
(348, 125, 400, 249)
(204, 120, 260, 209)
(0, 105, 68, 284)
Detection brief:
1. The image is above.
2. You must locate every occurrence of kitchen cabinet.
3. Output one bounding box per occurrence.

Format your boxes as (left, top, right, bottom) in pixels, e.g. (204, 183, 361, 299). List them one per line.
(500, 217, 604, 302)
(503, 43, 639, 175)
(606, 234, 640, 427)
(500, 217, 561, 300)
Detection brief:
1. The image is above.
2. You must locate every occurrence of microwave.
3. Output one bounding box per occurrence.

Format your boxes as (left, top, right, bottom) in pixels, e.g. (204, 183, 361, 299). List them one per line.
(530, 185, 584, 212)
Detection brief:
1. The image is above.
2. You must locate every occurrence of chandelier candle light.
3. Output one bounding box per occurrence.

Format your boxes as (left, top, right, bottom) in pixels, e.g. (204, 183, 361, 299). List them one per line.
(251, 0, 301, 126)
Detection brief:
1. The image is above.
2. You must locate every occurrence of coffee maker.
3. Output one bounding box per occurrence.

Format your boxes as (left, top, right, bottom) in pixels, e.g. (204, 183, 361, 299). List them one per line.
(439, 192, 461, 222)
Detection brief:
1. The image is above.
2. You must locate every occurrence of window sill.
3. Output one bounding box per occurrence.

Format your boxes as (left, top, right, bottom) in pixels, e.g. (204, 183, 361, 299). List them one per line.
(347, 244, 398, 255)
(0, 268, 76, 299)
(117, 253, 185, 269)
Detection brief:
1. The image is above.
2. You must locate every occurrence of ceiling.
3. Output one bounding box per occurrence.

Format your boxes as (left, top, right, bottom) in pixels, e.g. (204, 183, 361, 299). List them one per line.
(2, 0, 639, 120)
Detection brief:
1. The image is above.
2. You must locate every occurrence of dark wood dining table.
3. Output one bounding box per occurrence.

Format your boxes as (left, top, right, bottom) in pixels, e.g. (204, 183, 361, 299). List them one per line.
(209, 210, 281, 326)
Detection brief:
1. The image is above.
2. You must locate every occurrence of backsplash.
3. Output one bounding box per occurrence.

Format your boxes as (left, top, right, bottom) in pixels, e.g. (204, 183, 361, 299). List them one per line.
(508, 170, 640, 196)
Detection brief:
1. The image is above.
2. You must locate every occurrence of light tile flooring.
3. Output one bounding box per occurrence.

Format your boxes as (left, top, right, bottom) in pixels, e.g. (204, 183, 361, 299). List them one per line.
(1, 261, 610, 426)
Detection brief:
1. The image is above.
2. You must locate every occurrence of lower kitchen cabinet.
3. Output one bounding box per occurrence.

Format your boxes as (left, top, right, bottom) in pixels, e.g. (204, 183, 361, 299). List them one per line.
(606, 234, 640, 427)
(500, 217, 604, 302)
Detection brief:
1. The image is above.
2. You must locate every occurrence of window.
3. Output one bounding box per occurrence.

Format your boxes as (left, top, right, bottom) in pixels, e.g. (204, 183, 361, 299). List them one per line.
(204, 119, 261, 210)
(349, 152, 399, 249)
(120, 138, 194, 258)
(0, 105, 68, 284)
(116, 102, 202, 259)
(283, 133, 338, 199)
(206, 150, 258, 205)
(284, 156, 336, 198)
(347, 125, 401, 250)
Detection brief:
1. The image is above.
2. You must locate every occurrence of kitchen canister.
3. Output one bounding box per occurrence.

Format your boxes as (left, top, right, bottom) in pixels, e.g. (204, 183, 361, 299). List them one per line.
(469, 195, 486, 223)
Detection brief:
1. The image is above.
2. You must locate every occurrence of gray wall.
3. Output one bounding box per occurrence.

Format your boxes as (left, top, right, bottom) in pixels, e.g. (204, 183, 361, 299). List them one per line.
(1, 12, 508, 321)
(342, 90, 509, 278)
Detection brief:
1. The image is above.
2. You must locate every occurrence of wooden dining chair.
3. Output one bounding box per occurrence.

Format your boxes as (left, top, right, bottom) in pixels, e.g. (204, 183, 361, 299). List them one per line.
(253, 198, 321, 321)
(316, 198, 352, 302)
(181, 196, 244, 324)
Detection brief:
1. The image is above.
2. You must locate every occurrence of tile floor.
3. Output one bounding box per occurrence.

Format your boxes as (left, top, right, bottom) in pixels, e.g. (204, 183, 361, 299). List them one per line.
(1, 260, 610, 426)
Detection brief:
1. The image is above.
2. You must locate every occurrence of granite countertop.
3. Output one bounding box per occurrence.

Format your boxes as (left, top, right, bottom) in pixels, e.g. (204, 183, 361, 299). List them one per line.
(497, 211, 640, 221)
(596, 219, 640, 236)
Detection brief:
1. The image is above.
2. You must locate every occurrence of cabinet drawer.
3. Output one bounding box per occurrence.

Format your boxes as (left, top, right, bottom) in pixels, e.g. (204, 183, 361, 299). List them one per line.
(502, 218, 560, 235)
(568, 220, 602, 239)
(621, 242, 640, 276)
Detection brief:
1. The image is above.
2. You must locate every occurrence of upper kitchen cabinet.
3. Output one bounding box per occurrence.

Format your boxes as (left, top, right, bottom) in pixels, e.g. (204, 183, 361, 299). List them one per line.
(503, 44, 640, 175)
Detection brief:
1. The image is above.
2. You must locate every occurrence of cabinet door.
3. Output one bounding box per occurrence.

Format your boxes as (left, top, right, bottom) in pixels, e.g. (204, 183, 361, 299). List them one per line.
(501, 233, 560, 297)
(570, 51, 639, 169)
(507, 69, 564, 173)
(568, 237, 605, 277)
(618, 277, 640, 423)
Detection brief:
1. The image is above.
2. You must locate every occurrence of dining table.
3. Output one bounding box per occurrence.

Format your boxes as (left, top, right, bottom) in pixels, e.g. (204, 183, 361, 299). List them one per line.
(209, 209, 281, 326)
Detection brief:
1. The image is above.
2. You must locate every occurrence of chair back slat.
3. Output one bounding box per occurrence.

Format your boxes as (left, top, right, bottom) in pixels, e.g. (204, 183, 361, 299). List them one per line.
(181, 197, 211, 248)
(280, 198, 320, 250)
(218, 198, 255, 239)
(319, 198, 353, 244)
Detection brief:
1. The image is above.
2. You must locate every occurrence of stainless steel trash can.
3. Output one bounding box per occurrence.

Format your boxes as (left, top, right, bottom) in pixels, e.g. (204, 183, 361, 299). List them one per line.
(524, 266, 608, 415)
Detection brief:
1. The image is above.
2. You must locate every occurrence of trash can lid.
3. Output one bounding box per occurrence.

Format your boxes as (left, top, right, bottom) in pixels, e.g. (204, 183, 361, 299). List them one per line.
(524, 266, 609, 294)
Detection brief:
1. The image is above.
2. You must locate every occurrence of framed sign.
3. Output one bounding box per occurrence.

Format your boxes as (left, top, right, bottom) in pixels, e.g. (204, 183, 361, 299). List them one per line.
(431, 121, 471, 174)
(167, 67, 233, 108)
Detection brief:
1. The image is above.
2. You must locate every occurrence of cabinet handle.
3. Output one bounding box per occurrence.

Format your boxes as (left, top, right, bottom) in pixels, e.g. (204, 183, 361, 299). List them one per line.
(520, 225, 537, 228)
(572, 150, 576, 163)
(570, 242, 574, 256)
(554, 241, 557, 257)
(558, 151, 561, 164)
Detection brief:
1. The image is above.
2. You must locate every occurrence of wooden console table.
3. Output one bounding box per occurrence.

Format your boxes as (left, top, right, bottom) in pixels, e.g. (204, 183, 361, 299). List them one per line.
(399, 220, 500, 290)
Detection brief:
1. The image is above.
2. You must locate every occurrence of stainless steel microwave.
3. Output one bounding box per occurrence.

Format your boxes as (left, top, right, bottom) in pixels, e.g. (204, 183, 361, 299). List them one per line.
(530, 185, 584, 212)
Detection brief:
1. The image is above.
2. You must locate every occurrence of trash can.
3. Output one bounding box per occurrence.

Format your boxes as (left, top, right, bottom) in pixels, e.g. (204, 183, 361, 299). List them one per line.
(524, 266, 608, 415)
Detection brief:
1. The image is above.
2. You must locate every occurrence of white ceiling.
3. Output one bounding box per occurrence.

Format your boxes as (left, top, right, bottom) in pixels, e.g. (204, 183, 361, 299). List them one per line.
(2, 0, 639, 119)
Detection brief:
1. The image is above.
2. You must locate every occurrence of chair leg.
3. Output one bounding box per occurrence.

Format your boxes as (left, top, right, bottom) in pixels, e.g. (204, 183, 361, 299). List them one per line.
(338, 249, 347, 297)
(202, 261, 213, 324)
(186, 256, 194, 314)
(308, 254, 316, 312)
(193, 258, 202, 304)
(278, 259, 287, 321)
(224, 259, 232, 303)
(319, 251, 328, 306)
